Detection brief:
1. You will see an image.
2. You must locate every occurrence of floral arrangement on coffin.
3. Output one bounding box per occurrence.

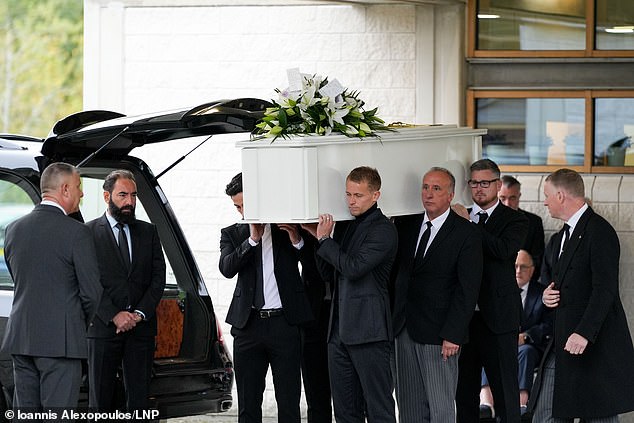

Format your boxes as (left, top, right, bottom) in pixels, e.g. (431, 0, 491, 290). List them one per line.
(252, 69, 391, 141)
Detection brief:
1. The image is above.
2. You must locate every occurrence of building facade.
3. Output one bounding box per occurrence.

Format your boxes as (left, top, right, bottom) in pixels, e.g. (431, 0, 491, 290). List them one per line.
(84, 0, 634, 419)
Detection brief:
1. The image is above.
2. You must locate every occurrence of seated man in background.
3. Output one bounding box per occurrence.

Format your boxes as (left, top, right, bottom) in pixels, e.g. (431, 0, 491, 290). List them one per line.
(479, 250, 552, 418)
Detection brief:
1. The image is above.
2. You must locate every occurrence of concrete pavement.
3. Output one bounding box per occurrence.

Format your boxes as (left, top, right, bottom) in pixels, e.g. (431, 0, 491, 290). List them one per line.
(167, 412, 310, 422)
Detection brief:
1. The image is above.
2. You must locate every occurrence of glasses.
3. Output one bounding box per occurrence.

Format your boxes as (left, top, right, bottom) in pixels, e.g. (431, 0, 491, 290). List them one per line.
(468, 178, 499, 188)
(515, 264, 533, 271)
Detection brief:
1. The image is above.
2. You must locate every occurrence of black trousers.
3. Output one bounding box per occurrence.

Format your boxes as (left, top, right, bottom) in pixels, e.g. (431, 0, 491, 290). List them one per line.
(87, 332, 154, 411)
(301, 300, 332, 423)
(231, 310, 302, 423)
(328, 320, 396, 423)
(457, 312, 520, 423)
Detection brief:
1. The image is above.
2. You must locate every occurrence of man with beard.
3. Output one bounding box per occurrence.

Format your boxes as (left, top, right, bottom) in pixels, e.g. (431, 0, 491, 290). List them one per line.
(86, 169, 166, 412)
(453, 159, 528, 423)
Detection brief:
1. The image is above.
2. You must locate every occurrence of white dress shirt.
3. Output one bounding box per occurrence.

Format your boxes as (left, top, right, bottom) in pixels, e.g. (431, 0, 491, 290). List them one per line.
(415, 207, 450, 257)
(559, 203, 588, 257)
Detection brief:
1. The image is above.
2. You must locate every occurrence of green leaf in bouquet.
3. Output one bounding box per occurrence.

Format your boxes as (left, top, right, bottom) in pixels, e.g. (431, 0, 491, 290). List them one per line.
(359, 122, 371, 134)
(278, 109, 288, 127)
(269, 125, 284, 136)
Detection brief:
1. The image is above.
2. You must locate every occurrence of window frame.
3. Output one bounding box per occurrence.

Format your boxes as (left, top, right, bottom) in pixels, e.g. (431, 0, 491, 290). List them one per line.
(467, 89, 634, 174)
(468, 0, 634, 58)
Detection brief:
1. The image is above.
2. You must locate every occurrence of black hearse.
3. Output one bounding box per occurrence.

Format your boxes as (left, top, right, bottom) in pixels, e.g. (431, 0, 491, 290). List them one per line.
(0, 98, 270, 418)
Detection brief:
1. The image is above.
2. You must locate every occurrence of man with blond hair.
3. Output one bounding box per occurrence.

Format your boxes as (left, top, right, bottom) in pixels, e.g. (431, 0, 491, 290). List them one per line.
(311, 166, 398, 423)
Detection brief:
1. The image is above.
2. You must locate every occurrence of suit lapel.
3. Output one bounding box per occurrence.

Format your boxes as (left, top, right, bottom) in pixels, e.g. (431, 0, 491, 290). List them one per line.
(555, 208, 593, 283)
(98, 214, 129, 271)
(129, 222, 141, 271)
(483, 203, 506, 234)
(422, 210, 456, 263)
(522, 285, 538, 325)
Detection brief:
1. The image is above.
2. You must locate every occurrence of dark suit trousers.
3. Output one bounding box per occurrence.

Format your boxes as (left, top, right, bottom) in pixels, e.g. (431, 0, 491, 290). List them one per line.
(301, 300, 332, 423)
(457, 312, 520, 423)
(88, 332, 154, 411)
(231, 311, 302, 423)
(12, 355, 82, 408)
(328, 318, 396, 423)
(480, 343, 541, 392)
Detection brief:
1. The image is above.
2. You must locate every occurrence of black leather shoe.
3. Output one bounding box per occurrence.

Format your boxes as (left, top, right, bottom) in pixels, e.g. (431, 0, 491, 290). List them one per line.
(479, 404, 495, 419)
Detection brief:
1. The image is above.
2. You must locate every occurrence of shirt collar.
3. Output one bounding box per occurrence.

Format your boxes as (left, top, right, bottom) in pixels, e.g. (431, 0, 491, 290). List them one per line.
(424, 206, 450, 228)
(105, 212, 121, 229)
(471, 199, 500, 219)
(40, 200, 66, 215)
(565, 203, 588, 234)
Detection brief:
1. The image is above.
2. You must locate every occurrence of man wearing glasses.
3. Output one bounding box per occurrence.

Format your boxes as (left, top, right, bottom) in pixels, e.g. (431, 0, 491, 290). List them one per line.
(453, 159, 528, 423)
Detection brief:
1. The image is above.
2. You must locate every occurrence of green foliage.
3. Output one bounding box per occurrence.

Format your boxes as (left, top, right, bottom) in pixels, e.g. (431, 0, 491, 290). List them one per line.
(252, 74, 392, 142)
(0, 181, 32, 204)
(0, 0, 83, 137)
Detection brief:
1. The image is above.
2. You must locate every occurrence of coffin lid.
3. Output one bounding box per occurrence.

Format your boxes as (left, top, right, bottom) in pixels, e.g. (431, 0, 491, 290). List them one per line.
(236, 125, 488, 148)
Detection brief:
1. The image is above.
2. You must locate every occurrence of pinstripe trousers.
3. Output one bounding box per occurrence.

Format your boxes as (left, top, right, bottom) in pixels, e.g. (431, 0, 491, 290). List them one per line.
(395, 328, 459, 423)
(532, 353, 619, 423)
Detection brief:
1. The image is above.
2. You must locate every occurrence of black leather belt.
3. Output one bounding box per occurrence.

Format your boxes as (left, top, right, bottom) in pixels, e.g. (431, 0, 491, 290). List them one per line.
(257, 308, 283, 318)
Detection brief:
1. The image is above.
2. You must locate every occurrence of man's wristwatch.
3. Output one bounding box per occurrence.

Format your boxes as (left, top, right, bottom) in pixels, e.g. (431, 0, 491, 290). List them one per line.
(318, 235, 330, 243)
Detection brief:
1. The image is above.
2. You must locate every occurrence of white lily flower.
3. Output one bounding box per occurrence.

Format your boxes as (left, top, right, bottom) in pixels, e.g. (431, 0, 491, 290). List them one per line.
(327, 107, 350, 127)
(298, 85, 318, 111)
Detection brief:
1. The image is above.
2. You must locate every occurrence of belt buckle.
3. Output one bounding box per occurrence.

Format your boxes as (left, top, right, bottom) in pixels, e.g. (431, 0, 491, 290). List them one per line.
(258, 309, 281, 318)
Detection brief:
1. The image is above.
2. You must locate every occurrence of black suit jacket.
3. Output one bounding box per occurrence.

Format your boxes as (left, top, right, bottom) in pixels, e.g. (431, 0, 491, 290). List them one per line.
(316, 207, 397, 346)
(300, 232, 329, 332)
(219, 223, 312, 329)
(392, 210, 482, 345)
(521, 282, 552, 351)
(86, 215, 166, 338)
(538, 207, 634, 418)
(475, 203, 528, 334)
(521, 209, 545, 280)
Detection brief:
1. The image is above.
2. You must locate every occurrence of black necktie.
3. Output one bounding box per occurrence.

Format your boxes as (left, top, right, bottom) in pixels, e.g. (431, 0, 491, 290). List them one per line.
(560, 223, 571, 256)
(254, 243, 265, 310)
(116, 222, 131, 270)
(477, 211, 488, 226)
(415, 221, 432, 260)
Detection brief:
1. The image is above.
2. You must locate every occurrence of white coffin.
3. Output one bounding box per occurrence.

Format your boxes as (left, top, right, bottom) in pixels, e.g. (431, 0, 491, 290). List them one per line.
(237, 125, 486, 223)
